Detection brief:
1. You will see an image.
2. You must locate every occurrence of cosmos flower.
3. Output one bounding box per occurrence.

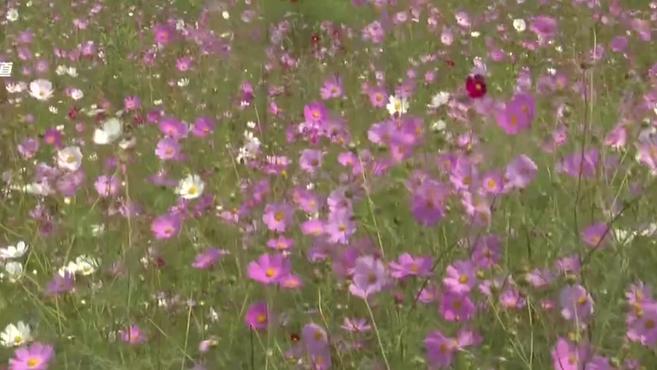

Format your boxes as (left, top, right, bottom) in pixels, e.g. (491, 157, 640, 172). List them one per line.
(175, 174, 205, 200)
(1, 322, 32, 348)
(8, 342, 54, 370)
(0, 241, 28, 260)
(28, 79, 54, 101)
(247, 253, 291, 285)
(465, 74, 487, 98)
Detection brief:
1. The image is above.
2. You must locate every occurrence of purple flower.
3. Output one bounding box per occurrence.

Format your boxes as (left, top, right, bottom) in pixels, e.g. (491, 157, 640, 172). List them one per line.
(192, 248, 224, 270)
(262, 203, 293, 233)
(505, 154, 538, 189)
(191, 117, 216, 138)
(94, 175, 121, 197)
(245, 301, 269, 331)
(348, 255, 389, 299)
(320, 75, 343, 100)
(496, 93, 536, 135)
(155, 137, 182, 161)
(559, 284, 594, 323)
(443, 260, 477, 294)
(551, 337, 590, 370)
(247, 253, 291, 285)
(150, 213, 181, 240)
(389, 253, 432, 279)
(9, 342, 54, 370)
(439, 291, 476, 322)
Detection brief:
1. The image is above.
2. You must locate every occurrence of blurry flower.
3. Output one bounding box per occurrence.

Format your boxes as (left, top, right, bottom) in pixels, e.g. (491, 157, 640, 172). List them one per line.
(151, 213, 181, 240)
(247, 253, 291, 285)
(386, 95, 408, 116)
(245, 302, 268, 331)
(8, 342, 54, 370)
(1, 322, 32, 348)
(191, 248, 224, 270)
(349, 255, 389, 299)
(120, 324, 146, 345)
(0, 241, 28, 260)
(6, 8, 19, 22)
(465, 74, 487, 99)
(175, 174, 205, 200)
(56, 146, 83, 171)
(28, 79, 54, 101)
(93, 117, 123, 145)
(428, 91, 450, 109)
(5, 262, 23, 282)
(513, 19, 526, 32)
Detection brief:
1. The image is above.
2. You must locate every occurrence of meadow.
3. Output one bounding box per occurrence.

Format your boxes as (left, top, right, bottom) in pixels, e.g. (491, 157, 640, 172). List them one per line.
(2, 0, 657, 369)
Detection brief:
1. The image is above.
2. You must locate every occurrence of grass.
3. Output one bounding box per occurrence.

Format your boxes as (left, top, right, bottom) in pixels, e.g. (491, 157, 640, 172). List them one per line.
(2, 0, 657, 369)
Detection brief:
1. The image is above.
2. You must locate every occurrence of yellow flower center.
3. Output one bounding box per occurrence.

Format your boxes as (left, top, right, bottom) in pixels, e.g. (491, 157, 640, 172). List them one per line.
(274, 211, 285, 222)
(646, 319, 655, 330)
(27, 357, 41, 368)
(13, 335, 23, 345)
(577, 295, 588, 306)
(65, 154, 76, 163)
(187, 185, 198, 196)
(486, 178, 497, 190)
(458, 275, 469, 284)
(265, 267, 277, 278)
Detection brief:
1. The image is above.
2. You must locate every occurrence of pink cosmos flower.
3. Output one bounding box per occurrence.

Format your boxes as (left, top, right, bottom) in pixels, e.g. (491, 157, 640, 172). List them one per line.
(581, 223, 609, 249)
(247, 253, 291, 285)
(94, 175, 121, 197)
(439, 291, 476, 322)
(262, 203, 293, 233)
(9, 342, 54, 370)
(348, 255, 389, 299)
(505, 154, 538, 189)
(389, 253, 432, 279)
(192, 248, 225, 269)
(150, 213, 181, 240)
(443, 260, 477, 295)
(245, 301, 269, 331)
(120, 324, 147, 345)
(560, 284, 594, 323)
(551, 337, 590, 370)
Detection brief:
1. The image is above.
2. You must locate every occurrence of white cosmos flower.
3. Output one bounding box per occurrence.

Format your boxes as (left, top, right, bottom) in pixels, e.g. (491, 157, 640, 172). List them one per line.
(55, 65, 68, 76)
(386, 95, 408, 116)
(4, 261, 23, 282)
(428, 91, 450, 109)
(56, 146, 83, 171)
(5, 82, 26, 94)
(93, 117, 123, 145)
(69, 88, 84, 100)
(175, 174, 205, 200)
(0, 241, 28, 260)
(513, 19, 526, 32)
(75, 255, 100, 276)
(430, 120, 447, 132)
(58, 261, 80, 277)
(0, 321, 32, 348)
(23, 181, 54, 196)
(6, 8, 19, 22)
(28, 79, 54, 101)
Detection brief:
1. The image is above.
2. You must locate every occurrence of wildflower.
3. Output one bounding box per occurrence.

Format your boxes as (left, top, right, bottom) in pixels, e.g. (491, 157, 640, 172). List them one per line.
(551, 337, 590, 370)
(1, 322, 32, 348)
(28, 79, 54, 101)
(443, 260, 477, 294)
(505, 154, 538, 189)
(0, 241, 28, 260)
(262, 203, 293, 233)
(348, 255, 389, 299)
(175, 174, 205, 200)
(386, 95, 408, 116)
(8, 342, 54, 370)
(389, 253, 432, 279)
(5, 262, 23, 282)
(247, 253, 291, 285)
(120, 324, 146, 345)
(559, 284, 594, 322)
(94, 175, 121, 197)
(428, 91, 450, 109)
(245, 302, 269, 331)
(93, 117, 123, 145)
(56, 146, 83, 172)
(150, 213, 182, 240)
(513, 18, 527, 32)
(465, 74, 487, 99)
(581, 223, 609, 249)
(191, 248, 224, 270)
(496, 93, 536, 135)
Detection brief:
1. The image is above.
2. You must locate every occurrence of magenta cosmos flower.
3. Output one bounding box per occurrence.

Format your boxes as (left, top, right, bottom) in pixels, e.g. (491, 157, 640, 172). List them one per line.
(348, 255, 389, 299)
(9, 342, 54, 370)
(627, 302, 657, 346)
(262, 203, 293, 233)
(245, 301, 269, 331)
(465, 74, 487, 98)
(496, 93, 536, 135)
(551, 337, 590, 370)
(150, 213, 181, 240)
(389, 253, 432, 279)
(443, 260, 477, 294)
(559, 284, 594, 323)
(94, 175, 121, 197)
(120, 324, 147, 345)
(505, 154, 538, 190)
(247, 253, 291, 285)
(581, 222, 609, 249)
(192, 248, 225, 270)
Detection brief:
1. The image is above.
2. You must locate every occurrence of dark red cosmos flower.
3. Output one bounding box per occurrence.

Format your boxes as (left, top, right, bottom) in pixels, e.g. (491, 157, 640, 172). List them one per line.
(466, 74, 487, 98)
